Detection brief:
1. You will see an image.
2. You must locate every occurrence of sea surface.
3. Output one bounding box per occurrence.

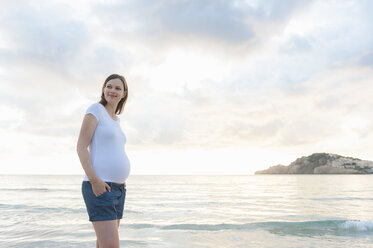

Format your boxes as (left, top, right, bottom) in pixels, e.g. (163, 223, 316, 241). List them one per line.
(0, 174, 373, 247)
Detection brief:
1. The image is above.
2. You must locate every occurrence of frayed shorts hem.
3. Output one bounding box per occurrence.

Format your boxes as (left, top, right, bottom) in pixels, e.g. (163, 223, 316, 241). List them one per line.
(89, 216, 122, 222)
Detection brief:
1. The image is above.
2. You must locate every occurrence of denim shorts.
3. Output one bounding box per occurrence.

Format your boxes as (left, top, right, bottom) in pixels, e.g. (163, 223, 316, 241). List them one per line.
(81, 180, 127, 222)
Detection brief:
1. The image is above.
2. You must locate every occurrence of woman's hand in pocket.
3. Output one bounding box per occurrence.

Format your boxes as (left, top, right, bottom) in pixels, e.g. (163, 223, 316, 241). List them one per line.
(90, 179, 111, 197)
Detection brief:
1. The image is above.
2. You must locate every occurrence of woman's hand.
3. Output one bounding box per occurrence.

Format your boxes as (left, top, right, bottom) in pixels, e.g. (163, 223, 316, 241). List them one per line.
(90, 178, 111, 197)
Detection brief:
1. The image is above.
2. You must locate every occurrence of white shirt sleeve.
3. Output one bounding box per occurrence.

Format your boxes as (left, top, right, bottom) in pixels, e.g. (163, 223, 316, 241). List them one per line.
(85, 103, 100, 122)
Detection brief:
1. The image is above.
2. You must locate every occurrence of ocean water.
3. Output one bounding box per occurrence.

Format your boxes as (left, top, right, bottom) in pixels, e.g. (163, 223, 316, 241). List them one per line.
(0, 175, 373, 248)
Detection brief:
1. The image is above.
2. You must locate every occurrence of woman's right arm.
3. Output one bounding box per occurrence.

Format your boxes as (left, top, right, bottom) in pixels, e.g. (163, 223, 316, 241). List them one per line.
(76, 114, 110, 195)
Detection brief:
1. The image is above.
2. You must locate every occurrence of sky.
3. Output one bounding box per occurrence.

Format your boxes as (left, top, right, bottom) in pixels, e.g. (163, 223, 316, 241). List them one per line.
(0, 0, 373, 175)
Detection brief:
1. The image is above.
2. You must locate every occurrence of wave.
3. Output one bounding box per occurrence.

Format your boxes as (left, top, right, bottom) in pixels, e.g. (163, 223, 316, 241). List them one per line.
(0, 188, 75, 192)
(0, 203, 141, 215)
(258, 220, 373, 237)
(339, 220, 373, 232)
(0, 203, 85, 213)
(127, 220, 373, 236)
(0, 188, 51, 191)
(310, 197, 373, 201)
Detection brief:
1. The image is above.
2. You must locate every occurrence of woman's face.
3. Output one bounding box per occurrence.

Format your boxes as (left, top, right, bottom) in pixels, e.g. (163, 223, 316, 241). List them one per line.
(103, 78, 126, 105)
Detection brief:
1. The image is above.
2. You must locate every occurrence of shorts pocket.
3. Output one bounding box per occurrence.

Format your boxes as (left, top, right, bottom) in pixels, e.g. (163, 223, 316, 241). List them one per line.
(95, 189, 108, 198)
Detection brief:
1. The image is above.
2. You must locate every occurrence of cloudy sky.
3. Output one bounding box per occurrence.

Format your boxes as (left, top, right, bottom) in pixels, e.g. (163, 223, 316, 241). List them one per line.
(0, 0, 372, 175)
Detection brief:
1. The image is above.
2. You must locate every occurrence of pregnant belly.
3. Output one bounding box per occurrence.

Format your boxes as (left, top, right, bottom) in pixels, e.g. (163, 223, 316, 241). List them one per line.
(93, 154, 131, 183)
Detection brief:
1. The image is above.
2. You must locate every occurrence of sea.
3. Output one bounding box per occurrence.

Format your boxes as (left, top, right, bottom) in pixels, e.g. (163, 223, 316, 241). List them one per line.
(0, 174, 373, 248)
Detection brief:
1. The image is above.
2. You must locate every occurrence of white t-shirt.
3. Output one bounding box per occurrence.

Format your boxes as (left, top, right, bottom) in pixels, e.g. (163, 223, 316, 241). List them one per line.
(83, 102, 131, 183)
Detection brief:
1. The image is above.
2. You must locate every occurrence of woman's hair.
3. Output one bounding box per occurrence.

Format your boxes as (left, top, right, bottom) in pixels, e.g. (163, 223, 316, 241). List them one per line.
(99, 74, 128, 114)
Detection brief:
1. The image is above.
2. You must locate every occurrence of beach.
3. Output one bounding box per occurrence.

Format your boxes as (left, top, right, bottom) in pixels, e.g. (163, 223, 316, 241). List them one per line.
(1, 174, 373, 247)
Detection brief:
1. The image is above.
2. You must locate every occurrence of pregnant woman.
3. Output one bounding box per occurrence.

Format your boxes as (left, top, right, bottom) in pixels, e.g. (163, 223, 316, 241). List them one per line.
(77, 74, 131, 248)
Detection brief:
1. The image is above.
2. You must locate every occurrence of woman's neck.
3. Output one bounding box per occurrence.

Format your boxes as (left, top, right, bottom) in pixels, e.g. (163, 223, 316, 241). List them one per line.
(105, 103, 116, 118)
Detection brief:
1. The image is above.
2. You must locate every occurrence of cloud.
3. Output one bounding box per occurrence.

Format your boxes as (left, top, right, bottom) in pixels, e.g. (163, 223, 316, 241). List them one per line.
(1, 0, 373, 174)
(124, 65, 373, 150)
(0, 2, 88, 65)
(156, 0, 254, 43)
(280, 34, 312, 53)
(360, 52, 373, 67)
(90, 0, 314, 51)
(0, 0, 133, 86)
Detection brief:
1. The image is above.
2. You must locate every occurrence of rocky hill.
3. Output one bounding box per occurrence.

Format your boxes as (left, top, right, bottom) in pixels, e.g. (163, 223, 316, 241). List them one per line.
(255, 153, 373, 174)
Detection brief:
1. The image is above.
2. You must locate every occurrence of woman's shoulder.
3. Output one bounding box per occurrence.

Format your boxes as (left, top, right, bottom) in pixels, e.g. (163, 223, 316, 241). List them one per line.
(91, 102, 102, 107)
(86, 102, 103, 121)
(87, 102, 103, 110)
